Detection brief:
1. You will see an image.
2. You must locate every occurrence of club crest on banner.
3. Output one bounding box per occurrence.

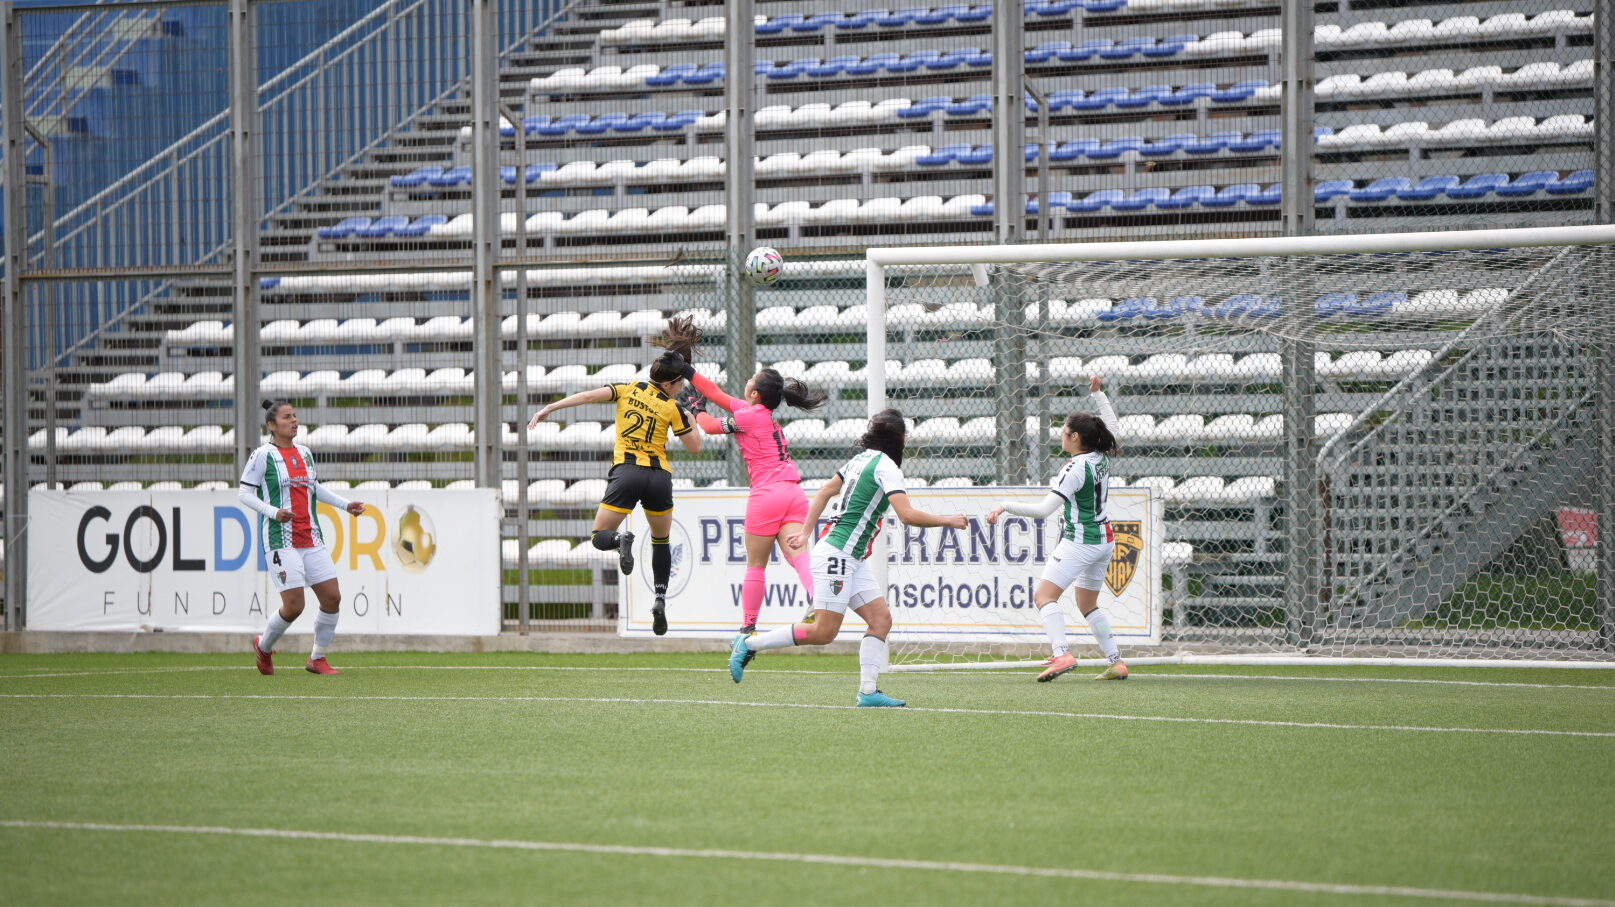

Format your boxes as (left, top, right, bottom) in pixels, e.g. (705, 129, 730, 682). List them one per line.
(1105, 521, 1144, 596)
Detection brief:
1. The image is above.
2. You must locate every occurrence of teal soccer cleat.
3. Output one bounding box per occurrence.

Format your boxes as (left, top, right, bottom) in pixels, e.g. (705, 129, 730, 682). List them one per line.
(728, 633, 753, 683)
(856, 690, 907, 708)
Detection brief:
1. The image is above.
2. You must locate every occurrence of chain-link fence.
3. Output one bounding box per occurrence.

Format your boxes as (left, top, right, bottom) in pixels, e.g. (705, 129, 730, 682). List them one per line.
(2, 0, 1608, 643)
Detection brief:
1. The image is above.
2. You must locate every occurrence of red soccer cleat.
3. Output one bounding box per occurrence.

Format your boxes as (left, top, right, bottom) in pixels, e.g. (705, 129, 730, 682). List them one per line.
(252, 636, 275, 676)
(304, 657, 341, 675)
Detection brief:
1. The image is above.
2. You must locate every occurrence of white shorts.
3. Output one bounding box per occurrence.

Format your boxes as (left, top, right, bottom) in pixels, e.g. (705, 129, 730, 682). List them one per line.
(1040, 538, 1115, 592)
(810, 542, 881, 614)
(267, 543, 338, 593)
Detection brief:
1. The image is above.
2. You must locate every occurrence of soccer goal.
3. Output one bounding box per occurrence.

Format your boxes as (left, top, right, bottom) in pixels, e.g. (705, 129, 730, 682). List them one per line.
(863, 225, 1615, 670)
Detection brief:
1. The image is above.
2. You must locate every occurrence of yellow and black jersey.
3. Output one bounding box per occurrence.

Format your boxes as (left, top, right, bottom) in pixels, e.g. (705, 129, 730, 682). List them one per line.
(607, 381, 692, 472)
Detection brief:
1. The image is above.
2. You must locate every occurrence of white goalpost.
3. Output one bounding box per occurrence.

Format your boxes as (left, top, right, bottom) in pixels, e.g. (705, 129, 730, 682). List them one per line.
(860, 225, 1615, 670)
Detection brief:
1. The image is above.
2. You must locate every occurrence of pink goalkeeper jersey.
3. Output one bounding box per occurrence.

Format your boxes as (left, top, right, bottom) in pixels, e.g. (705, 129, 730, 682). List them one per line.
(692, 374, 802, 488)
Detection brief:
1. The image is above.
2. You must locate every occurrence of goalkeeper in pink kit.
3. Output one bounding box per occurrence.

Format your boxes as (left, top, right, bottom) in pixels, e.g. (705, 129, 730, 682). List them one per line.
(670, 338, 826, 634)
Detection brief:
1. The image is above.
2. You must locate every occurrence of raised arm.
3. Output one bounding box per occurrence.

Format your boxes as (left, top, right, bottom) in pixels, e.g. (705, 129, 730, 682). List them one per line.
(688, 370, 743, 414)
(529, 386, 614, 429)
(988, 491, 1063, 524)
(888, 492, 968, 530)
(1090, 375, 1119, 442)
(788, 474, 844, 548)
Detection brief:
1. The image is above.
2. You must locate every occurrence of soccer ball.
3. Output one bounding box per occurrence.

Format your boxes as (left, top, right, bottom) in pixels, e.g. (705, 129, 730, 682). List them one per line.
(743, 246, 784, 286)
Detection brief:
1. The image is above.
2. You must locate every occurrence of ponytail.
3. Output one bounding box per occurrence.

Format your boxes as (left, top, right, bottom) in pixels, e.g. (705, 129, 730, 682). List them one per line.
(751, 368, 827, 412)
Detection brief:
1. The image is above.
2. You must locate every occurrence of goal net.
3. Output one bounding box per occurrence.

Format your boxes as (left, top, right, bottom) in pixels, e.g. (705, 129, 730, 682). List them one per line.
(860, 226, 1615, 669)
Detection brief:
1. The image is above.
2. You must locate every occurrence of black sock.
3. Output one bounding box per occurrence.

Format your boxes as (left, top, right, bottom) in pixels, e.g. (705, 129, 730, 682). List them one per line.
(652, 535, 671, 594)
(591, 529, 620, 551)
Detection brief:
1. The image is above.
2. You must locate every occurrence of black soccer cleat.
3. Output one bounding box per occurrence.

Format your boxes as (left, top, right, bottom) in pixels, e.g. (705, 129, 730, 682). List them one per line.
(617, 531, 635, 576)
(651, 594, 668, 636)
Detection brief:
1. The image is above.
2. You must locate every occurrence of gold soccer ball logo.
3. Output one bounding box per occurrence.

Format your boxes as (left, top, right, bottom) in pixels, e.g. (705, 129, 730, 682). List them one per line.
(393, 506, 438, 574)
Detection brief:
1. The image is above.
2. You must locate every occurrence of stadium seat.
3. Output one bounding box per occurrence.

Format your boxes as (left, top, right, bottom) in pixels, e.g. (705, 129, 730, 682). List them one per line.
(1546, 170, 1593, 195)
(1159, 185, 1217, 209)
(1445, 173, 1508, 199)
(317, 217, 371, 239)
(1185, 131, 1241, 154)
(1140, 133, 1197, 157)
(1495, 171, 1558, 197)
(1069, 189, 1124, 213)
(1349, 178, 1413, 202)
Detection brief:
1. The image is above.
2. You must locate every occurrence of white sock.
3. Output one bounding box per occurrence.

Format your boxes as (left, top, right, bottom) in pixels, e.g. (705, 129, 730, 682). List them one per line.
(746, 624, 798, 652)
(310, 610, 340, 660)
(1084, 607, 1120, 663)
(859, 635, 886, 695)
(1039, 603, 1068, 657)
(259, 610, 294, 651)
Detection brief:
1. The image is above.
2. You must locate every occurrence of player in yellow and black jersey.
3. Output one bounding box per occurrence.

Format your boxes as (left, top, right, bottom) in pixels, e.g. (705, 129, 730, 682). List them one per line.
(527, 316, 706, 634)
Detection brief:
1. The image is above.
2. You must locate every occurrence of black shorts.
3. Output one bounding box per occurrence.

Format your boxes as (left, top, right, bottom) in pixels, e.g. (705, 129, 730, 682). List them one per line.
(600, 463, 674, 516)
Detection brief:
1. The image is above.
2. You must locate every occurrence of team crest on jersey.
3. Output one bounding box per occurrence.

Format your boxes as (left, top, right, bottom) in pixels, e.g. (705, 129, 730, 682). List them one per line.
(1105, 522, 1144, 596)
(276, 570, 287, 585)
(831, 580, 844, 595)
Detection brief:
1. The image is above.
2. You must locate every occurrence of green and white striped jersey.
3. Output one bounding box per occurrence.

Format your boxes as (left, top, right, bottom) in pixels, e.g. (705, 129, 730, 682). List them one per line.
(238, 442, 346, 551)
(1050, 451, 1113, 544)
(820, 449, 906, 560)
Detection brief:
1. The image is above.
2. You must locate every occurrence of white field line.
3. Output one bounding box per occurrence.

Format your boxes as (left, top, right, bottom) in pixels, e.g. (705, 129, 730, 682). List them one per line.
(0, 819, 1608, 907)
(1, 664, 1613, 691)
(2, 692, 1611, 738)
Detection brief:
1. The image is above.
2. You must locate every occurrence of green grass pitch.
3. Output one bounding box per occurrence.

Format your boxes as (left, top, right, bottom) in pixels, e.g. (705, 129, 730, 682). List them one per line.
(1, 651, 1612, 906)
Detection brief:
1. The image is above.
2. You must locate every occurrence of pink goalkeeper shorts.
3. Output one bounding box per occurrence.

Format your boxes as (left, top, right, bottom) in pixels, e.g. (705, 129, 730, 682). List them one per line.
(745, 481, 810, 536)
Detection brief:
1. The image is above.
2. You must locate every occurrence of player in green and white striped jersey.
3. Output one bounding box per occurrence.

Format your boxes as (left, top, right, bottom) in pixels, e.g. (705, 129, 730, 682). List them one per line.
(728, 409, 966, 707)
(987, 376, 1128, 682)
(241, 399, 367, 677)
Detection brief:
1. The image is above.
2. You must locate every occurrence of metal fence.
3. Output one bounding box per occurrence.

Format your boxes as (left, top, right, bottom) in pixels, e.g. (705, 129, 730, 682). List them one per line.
(1, 0, 1609, 637)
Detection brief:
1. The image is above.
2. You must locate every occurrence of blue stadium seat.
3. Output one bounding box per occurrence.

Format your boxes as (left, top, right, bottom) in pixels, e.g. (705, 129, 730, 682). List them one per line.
(1168, 295, 1208, 316)
(1210, 80, 1268, 102)
(848, 52, 902, 75)
(317, 217, 371, 239)
(1315, 179, 1355, 201)
(645, 64, 698, 87)
(1446, 173, 1508, 199)
(1184, 131, 1240, 154)
(1159, 185, 1217, 209)
(1088, 137, 1145, 159)
(538, 114, 589, 136)
(1144, 35, 1196, 57)
(963, 49, 994, 67)
(958, 145, 995, 165)
(1026, 192, 1073, 214)
(1027, 42, 1070, 64)
(1100, 36, 1157, 59)
(898, 96, 952, 118)
(812, 55, 862, 77)
(260, 277, 282, 290)
(1349, 177, 1412, 202)
(395, 214, 448, 237)
(1203, 183, 1261, 207)
(615, 112, 664, 132)
(1116, 85, 1172, 109)
(969, 200, 996, 216)
(877, 7, 928, 27)
(898, 50, 944, 71)
(957, 4, 993, 22)
(1143, 296, 1189, 319)
(428, 166, 472, 187)
(1546, 169, 1594, 194)
(917, 143, 972, 166)
(1228, 129, 1281, 152)
(1161, 83, 1216, 106)
(1140, 133, 1197, 157)
(756, 14, 803, 34)
(356, 216, 410, 238)
(1250, 184, 1283, 205)
(1211, 294, 1266, 317)
(1069, 189, 1125, 212)
(1051, 139, 1099, 161)
(768, 58, 821, 80)
(1315, 293, 1357, 317)
(390, 167, 442, 188)
(1113, 187, 1172, 211)
(1083, 0, 1128, 11)
(1098, 296, 1152, 321)
(500, 164, 551, 184)
(1059, 39, 1113, 61)
(1495, 170, 1558, 197)
(1352, 292, 1403, 316)
(684, 64, 723, 85)
(520, 115, 552, 134)
(653, 110, 704, 131)
(842, 8, 885, 28)
(917, 5, 970, 25)
(1073, 88, 1130, 110)
(1047, 89, 1085, 111)
(793, 12, 845, 31)
(945, 94, 993, 115)
(575, 113, 629, 135)
(1397, 175, 1461, 201)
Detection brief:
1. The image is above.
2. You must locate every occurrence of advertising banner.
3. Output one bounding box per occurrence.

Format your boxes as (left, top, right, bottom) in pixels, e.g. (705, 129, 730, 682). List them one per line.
(617, 485, 1162, 643)
(28, 489, 501, 635)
